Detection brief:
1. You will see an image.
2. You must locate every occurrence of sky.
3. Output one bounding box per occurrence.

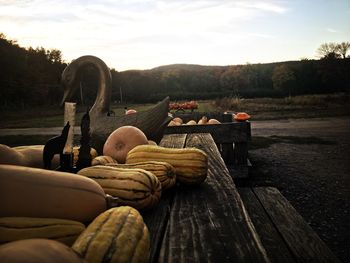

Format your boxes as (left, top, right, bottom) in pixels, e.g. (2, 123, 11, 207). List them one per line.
(1, 0, 349, 71)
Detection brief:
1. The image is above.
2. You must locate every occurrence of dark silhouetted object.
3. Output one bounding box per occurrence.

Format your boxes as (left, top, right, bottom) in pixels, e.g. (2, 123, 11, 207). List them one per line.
(43, 121, 70, 169)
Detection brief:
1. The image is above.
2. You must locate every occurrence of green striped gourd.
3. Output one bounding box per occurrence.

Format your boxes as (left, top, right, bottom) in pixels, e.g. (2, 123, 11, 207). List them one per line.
(72, 206, 150, 263)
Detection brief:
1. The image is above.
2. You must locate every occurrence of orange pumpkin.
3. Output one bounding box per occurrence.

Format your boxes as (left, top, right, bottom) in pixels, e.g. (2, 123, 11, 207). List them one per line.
(234, 112, 251, 121)
(103, 126, 149, 163)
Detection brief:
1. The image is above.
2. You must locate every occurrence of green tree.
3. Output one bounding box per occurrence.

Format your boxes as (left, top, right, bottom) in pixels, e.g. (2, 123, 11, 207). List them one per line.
(272, 64, 296, 97)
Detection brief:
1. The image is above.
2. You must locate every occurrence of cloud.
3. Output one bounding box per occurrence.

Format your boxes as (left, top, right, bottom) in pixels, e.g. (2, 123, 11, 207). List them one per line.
(326, 27, 338, 33)
(0, 0, 290, 69)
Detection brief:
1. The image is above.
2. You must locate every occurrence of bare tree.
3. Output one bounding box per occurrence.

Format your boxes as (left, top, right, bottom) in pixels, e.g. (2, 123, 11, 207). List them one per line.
(317, 42, 339, 59)
(336, 42, 350, 59)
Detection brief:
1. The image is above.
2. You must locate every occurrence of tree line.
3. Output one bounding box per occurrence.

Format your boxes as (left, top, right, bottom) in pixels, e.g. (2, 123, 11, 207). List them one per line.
(1, 32, 349, 109)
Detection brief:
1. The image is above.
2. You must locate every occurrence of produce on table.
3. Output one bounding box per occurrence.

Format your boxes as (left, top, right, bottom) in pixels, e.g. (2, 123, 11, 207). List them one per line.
(207, 118, 221, 124)
(0, 144, 59, 168)
(72, 206, 150, 263)
(233, 112, 251, 121)
(197, 116, 208, 125)
(172, 117, 183, 124)
(103, 126, 149, 163)
(77, 165, 161, 210)
(0, 239, 87, 263)
(186, 120, 197, 125)
(106, 161, 176, 190)
(0, 164, 107, 223)
(126, 145, 208, 185)
(72, 147, 98, 166)
(0, 217, 85, 246)
(91, 155, 118, 166)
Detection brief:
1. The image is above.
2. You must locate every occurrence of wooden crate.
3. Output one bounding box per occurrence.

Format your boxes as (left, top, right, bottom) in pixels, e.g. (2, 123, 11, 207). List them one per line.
(164, 112, 251, 178)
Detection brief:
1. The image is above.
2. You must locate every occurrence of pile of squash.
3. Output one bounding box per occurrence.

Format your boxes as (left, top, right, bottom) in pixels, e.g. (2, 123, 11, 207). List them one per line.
(168, 116, 221, 126)
(0, 124, 209, 263)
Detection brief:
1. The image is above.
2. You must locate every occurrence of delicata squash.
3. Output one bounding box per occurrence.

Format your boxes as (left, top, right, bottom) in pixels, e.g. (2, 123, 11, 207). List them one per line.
(77, 165, 161, 210)
(126, 145, 208, 185)
(106, 161, 176, 190)
(72, 206, 150, 263)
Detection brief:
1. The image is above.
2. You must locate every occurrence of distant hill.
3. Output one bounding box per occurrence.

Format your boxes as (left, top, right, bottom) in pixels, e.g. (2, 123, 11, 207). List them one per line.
(112, 58, 350, 103)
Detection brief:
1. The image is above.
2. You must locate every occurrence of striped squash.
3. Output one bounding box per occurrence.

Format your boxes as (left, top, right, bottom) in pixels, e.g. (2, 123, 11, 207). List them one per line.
(126, 145, 208, 185)
(91, 155, 118, 166)
(72, 206, 150, 263)
(0, 217, 85, 246)
(77, 165, 161, 210)
(106, 161, 176, 190)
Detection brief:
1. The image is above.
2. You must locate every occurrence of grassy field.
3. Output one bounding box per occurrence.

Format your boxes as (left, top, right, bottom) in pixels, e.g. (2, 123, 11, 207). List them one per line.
(0, 93, 349, 129)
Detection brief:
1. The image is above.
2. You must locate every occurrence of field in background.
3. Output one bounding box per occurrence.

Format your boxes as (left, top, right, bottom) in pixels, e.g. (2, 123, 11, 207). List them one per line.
(0, 93, 349, 128)
(214, 93, 350, 120)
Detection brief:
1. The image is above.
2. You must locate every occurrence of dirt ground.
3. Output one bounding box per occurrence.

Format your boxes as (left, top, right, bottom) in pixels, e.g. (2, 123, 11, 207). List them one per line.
(238, 117, 350, 262)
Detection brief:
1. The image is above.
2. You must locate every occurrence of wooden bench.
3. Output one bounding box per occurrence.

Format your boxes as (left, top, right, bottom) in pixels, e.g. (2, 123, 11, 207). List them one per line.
(164, 112, 251, 178)
(237, 187, 340, 263)
(142, 133, 268, 262)
(141, 133, 340, 263)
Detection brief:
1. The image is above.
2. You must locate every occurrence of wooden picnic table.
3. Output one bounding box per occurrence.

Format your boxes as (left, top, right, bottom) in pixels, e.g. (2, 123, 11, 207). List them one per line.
(141, 133, 340, 263)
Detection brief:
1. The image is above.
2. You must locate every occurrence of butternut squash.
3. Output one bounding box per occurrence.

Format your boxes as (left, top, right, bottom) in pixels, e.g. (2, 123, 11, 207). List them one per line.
(72, 206, 149, 263)
(77, 165, 161, 210)
(0, 164, 107, 223)
(0, 239, 87, 263)
(0, 217, 85, 246)
(0, 144, 59, 168)
(126, 145, 208, 185)
(106, 161, 176, 190)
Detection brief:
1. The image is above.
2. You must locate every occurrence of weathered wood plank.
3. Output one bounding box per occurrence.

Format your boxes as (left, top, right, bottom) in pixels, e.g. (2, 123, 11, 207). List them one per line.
(142, 134, 187, 263)
(237, 187, 295, 263)
(158, 133, 269, 263)
(253, 187, 341, 263)
(164, 122, 251, 144)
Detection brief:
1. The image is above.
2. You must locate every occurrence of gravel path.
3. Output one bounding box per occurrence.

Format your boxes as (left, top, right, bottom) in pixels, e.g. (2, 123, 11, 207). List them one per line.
(243, 116, 350, 262)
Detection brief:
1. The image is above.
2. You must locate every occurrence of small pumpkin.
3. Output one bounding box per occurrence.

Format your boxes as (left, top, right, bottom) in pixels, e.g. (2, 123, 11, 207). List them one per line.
(197, 116, 208, 125)
(186, 120, 197, 125)
(234, 112, 251, 121)
(103, 126, 149, 163)
(207, 118, 221, 124)
(172, 117, 183, 125)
